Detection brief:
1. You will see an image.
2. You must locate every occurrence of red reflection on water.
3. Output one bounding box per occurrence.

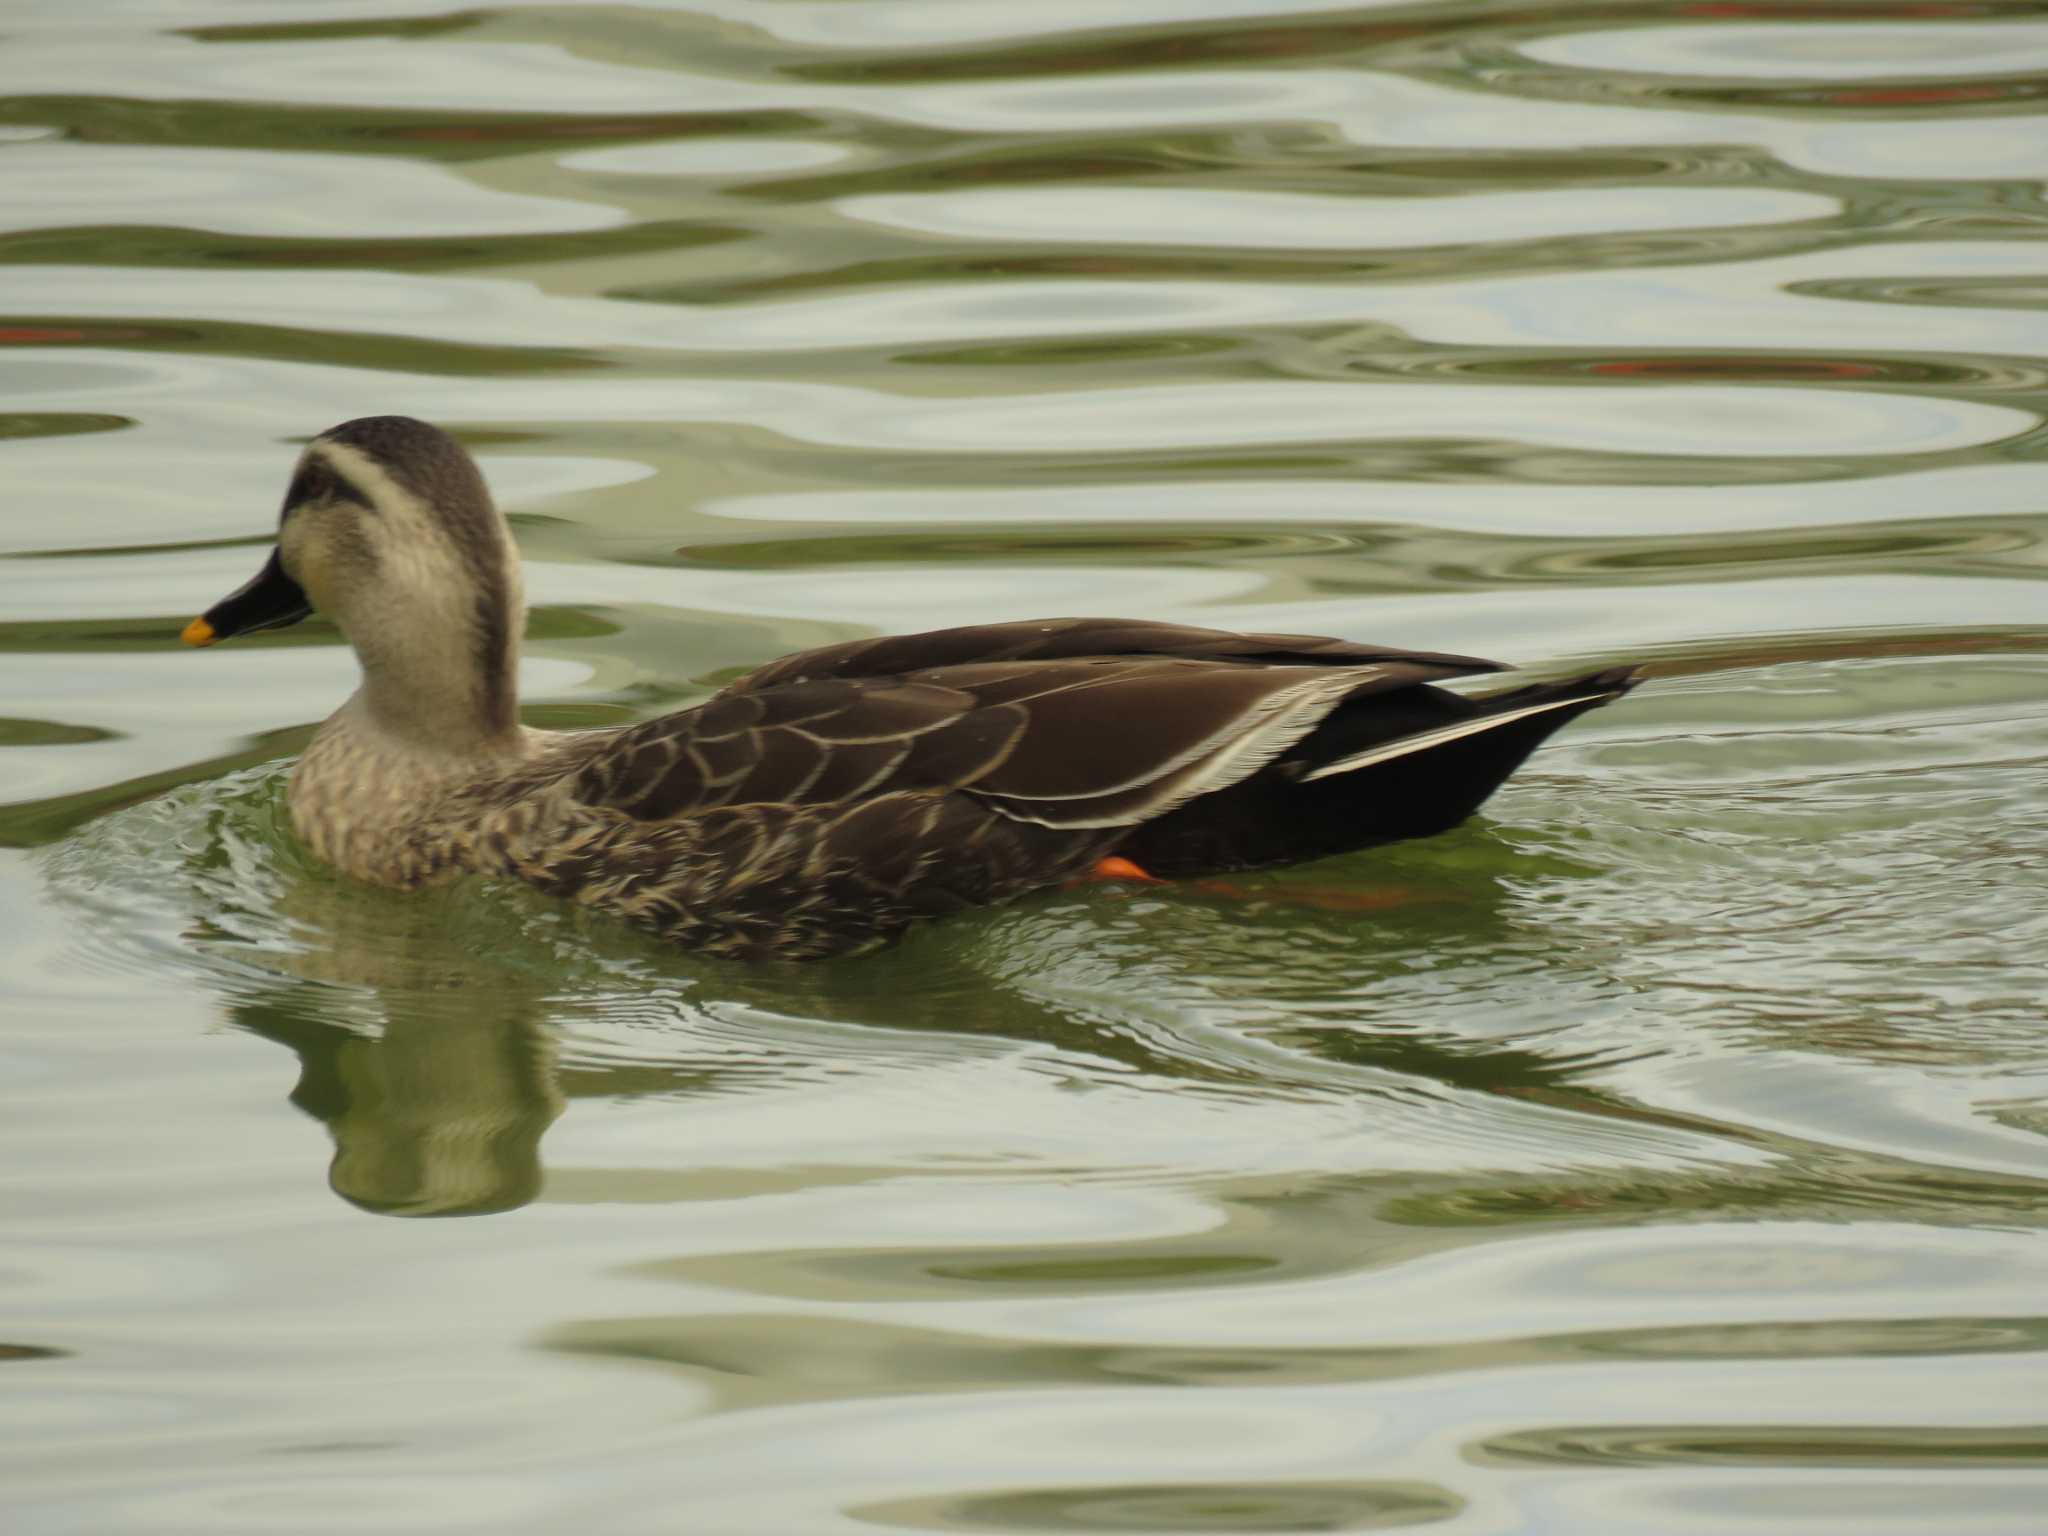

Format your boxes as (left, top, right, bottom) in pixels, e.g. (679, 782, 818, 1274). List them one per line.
(1588, 357, 1885, 380)
(1820, 82, 2022, 106)
(1679, 3, 1989, 17)
(0, 326, 89, 344)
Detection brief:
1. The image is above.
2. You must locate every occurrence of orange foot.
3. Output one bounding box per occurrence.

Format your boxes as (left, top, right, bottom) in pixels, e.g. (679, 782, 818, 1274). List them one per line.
(1069, 855, 1167, 888)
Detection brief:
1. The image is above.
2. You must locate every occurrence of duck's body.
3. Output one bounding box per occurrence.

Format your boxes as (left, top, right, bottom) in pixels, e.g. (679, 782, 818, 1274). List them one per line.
(188, 417, 1637, 959)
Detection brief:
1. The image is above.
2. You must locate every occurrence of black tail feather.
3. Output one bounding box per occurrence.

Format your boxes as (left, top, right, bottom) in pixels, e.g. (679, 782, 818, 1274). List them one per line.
(1118, 666, 1638, 877)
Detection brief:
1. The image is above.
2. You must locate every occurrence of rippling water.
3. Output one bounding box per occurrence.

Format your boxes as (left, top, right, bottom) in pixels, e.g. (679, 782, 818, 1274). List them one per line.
(4, 1, 2047, 1531)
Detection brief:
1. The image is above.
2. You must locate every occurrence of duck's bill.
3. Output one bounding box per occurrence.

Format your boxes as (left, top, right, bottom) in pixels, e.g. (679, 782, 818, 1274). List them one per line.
(182, 549, 313, 647)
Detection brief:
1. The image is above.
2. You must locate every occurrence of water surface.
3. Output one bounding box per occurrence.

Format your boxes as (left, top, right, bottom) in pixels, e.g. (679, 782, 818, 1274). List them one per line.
(3, 2, 2047, 1532)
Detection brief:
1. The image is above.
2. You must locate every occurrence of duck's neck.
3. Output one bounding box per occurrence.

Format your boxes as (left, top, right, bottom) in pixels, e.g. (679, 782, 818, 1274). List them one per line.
(348, 597, 525, 757)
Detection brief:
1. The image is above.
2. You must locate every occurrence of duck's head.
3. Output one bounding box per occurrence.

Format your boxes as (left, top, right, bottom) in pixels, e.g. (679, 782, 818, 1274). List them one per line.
(185, 416, 525, 742)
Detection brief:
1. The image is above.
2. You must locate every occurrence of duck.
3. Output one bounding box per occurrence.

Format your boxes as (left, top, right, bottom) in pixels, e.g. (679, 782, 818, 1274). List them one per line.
(183, 416, 1639, 959)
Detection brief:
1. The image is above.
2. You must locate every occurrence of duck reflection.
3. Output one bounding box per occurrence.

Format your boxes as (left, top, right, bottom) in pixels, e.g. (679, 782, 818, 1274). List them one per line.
(198, 856, 582, 1217)
(231, 988, 561, 1217)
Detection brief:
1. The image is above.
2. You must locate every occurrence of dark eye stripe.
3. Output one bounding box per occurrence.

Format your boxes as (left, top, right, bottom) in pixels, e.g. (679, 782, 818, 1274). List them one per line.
(281, 457, 373, 517)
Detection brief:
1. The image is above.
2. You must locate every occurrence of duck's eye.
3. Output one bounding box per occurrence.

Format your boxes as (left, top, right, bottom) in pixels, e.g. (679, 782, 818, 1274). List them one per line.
(281, 459, 370, 518)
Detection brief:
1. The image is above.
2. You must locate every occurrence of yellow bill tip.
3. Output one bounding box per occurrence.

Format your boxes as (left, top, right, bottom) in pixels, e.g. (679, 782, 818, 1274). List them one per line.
(181, 616, 217, 648)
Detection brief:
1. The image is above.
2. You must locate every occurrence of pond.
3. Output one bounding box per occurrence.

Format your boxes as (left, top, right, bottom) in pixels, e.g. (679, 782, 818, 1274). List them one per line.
(3, 1, 2046, 1531)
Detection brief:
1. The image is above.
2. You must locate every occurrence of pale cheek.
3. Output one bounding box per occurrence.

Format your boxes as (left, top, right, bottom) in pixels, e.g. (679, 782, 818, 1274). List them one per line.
(290, 545, 333, 615)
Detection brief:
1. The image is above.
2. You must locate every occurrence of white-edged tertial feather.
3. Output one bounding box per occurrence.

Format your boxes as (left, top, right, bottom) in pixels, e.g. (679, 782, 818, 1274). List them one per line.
(1300, 686, 1629, 783)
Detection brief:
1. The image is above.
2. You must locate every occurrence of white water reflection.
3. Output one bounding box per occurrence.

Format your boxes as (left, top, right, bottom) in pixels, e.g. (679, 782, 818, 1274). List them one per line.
(14, 238, 2048, 358)
(0, 143, 624, 238)
(783, 379, 2027, 458)
(841, 185, 1839, 250)
(560, 138, 851, 177)
(1525, 22, 2048, 81)
(679, 0, 1409, 49)
(712, 460, 2048, 536)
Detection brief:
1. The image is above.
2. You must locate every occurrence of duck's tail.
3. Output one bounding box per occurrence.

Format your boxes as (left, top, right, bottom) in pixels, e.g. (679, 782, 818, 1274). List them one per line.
(1117, 664, 1641, 877)
(1299, 664, 1640, 781)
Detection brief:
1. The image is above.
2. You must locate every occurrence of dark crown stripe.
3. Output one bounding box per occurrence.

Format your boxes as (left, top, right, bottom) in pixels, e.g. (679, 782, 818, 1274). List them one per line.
(282, 457, 373, 518)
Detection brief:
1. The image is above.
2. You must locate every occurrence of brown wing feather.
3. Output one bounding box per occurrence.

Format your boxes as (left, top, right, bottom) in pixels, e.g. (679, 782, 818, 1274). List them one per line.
(956, 660, 1457, 827)
(566, 663, 1302, 824)
(570, 678, 1011, 821)
(569, 624, 1481, 831)
(510, 620, 1627, 954)
(527, 620, 1574, 955)
(961, 664, 1324, 800)
(723, 617, 1504, 694)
